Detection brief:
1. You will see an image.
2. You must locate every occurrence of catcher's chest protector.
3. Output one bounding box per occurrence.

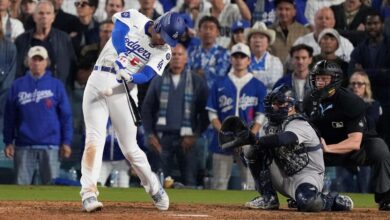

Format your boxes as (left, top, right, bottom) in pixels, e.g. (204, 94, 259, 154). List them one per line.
(265, 114, 310, 176)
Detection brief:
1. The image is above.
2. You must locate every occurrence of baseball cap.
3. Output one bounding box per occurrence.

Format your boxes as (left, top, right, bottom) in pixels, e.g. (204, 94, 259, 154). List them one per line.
(28, 46, 48, 59)
(318, 28, 341, 46)
(231, 43, 251, 57)
(231, 20, 251, 33)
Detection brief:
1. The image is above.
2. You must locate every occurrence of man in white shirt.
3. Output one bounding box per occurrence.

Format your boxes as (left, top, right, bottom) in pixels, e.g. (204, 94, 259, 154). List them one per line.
(0, 0, 24, 42)
(294, 7, 354, 62)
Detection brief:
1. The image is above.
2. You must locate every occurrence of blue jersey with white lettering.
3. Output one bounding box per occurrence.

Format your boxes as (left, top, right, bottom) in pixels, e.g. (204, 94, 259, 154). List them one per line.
(206, 74, 267, 154)
(187, 44, 230, 89)
(95, 9, 172, 76)
(3, 71, 73, 147)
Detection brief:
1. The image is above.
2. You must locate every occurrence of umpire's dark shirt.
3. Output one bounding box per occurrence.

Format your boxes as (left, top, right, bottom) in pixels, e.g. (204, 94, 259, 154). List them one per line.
(304, 87, 366, 145)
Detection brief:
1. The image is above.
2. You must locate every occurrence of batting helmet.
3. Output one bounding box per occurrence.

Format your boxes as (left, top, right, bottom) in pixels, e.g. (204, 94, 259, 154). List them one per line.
(154, 12, 186, 47)
(264, 84, 295, 125)
(309, 60, 343, 99)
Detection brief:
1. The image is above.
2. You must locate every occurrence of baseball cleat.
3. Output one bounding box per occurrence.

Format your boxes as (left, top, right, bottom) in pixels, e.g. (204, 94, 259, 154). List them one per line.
(245, 194, 279, 210)
(287, 198, 298, 209)
(332, 194, 353, 211)
(151, 188, 169, 211)
(379, 201, 390, 211)
(82, 196, 103, 212)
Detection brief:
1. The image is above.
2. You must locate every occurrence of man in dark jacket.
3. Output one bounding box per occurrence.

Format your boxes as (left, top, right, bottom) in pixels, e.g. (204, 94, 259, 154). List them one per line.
(142, 44, 208, 187)
(14, 0, 76, 88)
(348, 11, 390, 146)
(331, 0, 375, 46)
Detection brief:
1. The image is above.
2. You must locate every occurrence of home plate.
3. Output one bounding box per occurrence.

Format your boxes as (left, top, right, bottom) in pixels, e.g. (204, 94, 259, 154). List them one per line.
(169, 214, 209, 218)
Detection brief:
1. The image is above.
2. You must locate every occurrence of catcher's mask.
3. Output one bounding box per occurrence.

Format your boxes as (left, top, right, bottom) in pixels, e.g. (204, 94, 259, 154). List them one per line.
(309, 60, 343, 99)
(218, 116, 248, 148)
(264, 84, 295, 125)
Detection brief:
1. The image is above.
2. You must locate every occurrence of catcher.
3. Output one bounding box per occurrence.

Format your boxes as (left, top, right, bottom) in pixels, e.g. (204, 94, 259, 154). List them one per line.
(219, 84, 353, 212)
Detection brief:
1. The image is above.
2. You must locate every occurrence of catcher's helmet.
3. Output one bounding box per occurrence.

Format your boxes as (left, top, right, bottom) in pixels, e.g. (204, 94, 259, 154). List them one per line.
(154, 12, 186, 47)
(309, 60, 343, 99)
(264, 84, 295, 125)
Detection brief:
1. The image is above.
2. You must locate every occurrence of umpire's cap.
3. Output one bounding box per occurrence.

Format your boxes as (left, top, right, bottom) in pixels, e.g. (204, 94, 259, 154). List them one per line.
(154, 12, 186, 47)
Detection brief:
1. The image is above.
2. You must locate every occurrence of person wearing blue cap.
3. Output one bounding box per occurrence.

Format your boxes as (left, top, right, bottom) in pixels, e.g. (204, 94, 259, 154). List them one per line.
(228, 19, 251, 49)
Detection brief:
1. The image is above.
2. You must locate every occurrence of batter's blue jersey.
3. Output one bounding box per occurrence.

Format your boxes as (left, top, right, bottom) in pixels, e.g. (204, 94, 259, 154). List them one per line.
(206, 75, 267, 154)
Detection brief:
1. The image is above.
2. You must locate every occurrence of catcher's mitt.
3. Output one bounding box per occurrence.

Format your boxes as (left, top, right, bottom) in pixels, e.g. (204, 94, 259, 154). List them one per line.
(218, 116, 256, 150)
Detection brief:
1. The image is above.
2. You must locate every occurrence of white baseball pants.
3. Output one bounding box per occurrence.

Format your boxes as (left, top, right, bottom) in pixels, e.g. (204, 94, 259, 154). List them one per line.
(80, 71, 160, 200)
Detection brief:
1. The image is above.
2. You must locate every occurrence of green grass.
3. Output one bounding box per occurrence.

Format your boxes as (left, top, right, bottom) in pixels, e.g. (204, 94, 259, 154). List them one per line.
(0, 185, 376, 208)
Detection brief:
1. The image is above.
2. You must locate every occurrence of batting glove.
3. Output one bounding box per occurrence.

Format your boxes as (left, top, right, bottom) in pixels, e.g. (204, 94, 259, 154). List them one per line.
(114, 53, 133, 82)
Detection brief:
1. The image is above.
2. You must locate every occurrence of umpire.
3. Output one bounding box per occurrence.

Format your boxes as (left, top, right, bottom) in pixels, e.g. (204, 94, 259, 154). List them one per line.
(304, 60, 390, 211)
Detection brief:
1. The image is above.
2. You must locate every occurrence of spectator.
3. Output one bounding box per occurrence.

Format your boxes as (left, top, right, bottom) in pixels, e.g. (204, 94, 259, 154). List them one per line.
(294, 7, 354, 62)
(138, 0, 161, 20)
(98, 120, 131, 188)
(15, 0, 77, 88)
(350, 71, 382, 138)
(273, 44, 313, 112)
(305, 0, 345, 27)
(349, 11, 390, 146)
(331, 0, 376, 46)
(248, 0, 308, 26)
(198, 0, 250, 48)
(339, 71, 382, 193)
(228, 19, 250, 50)
(53, 0, 83, 45)
(0, 0, 25, 42)
(246, 22, 283, 92)
(187, 16, 230, 89)
(304, 60, 390, 211)
(142, 44, 208, 187)
(74, 0, 100, 55)
(0, 17, 17, 166)
(170, 0, 211, 30)
(18, 0, 38, 27)
(269, 0, 310, 66)
(24, 0, 83, 53)
(311, 28, 349, 87)
(95, 0, 124, 22)
(3, 46, 73, 185)
(80, 20, 114, 60)
(206, 43, 267, 190)
(8, 0, 21, 19)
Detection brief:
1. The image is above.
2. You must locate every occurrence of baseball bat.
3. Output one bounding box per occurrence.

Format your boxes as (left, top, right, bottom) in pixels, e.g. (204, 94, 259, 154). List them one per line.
(121, 79, 142, 127)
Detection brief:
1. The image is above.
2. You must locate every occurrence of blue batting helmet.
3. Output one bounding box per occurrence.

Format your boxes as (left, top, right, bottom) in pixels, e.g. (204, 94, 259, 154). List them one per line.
(264, 84, 296, 125)
(154, 12, 186, 47)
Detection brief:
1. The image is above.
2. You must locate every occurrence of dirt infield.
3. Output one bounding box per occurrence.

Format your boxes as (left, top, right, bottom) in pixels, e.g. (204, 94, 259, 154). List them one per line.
(0, 201, 388, 220)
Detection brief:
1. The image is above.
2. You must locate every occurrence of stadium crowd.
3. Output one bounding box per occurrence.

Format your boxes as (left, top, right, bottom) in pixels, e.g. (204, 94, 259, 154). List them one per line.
(1, 0, 390, 203)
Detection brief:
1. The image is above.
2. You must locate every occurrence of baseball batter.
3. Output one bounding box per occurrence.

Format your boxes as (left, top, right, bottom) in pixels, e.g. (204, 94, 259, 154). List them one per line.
(219, 85, 353, 212)
(80, 10, 185, 212)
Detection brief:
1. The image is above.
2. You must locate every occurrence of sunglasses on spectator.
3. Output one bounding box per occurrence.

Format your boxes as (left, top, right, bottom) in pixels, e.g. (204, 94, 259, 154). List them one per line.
(349, 81, 366, 87)
(74, 1, 90, 8)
